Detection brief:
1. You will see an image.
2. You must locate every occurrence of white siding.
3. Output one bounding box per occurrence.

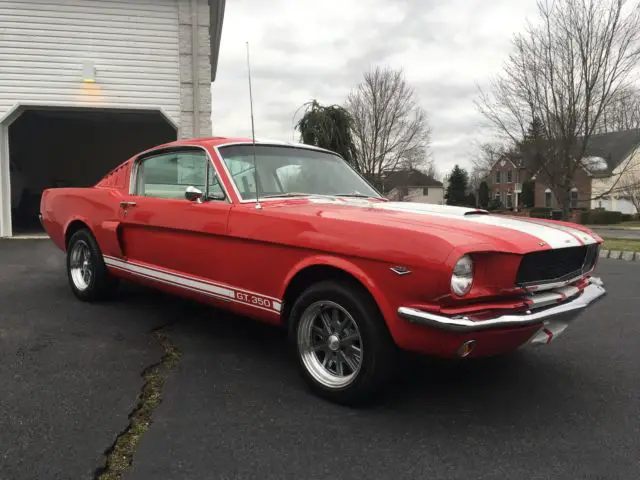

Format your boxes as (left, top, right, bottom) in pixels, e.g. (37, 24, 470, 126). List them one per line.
(385, 187, 445, 205)
(0, 0, 181, 124)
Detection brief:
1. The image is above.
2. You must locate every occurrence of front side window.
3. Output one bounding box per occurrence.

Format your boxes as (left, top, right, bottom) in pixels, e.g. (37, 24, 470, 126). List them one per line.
(217, 145, 381, 200)
(135, 150, 224, 201)
(545, 191, 552, 208)
(495, 171, 501, 184)
(507, 170, 513, 183)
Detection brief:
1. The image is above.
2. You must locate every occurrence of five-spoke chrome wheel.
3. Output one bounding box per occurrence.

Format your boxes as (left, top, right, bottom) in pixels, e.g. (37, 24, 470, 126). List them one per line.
(69, 239, 93, 291)
(297, 300, 363, 389)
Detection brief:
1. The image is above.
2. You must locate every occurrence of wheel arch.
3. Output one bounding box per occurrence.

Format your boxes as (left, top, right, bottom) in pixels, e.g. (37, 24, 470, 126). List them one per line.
(64, 218, 93, 250)
(279, 256, 394, 330)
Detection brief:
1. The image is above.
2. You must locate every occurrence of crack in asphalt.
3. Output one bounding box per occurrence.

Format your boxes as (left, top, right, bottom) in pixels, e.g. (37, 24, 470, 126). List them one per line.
(93, 323, 182, 480)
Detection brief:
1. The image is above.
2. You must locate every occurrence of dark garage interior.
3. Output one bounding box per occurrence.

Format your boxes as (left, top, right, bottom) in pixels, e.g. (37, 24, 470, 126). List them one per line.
(9, 108, 177, 234)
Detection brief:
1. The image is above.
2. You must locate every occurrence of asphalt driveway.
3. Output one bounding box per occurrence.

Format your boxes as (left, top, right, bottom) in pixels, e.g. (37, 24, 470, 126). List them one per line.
(1, 240, 639, 479)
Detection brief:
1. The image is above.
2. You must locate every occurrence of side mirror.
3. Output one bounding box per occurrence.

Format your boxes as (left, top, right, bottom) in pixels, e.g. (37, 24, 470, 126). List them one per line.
(185, 185, 204, 203)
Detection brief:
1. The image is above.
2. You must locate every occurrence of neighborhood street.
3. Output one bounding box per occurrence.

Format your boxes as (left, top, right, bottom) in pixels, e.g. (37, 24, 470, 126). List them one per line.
(1, 240, 639, 480)
(591, 227, 640, 240)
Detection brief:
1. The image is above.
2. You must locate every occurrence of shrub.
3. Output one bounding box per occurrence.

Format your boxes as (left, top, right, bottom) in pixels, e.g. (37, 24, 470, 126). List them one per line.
(529, 207, 552, 218)
(579, 210, 623, 225)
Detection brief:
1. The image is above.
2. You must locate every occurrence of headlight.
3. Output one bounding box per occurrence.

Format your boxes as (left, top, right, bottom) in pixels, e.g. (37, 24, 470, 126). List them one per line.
(451, 255, 474, 296)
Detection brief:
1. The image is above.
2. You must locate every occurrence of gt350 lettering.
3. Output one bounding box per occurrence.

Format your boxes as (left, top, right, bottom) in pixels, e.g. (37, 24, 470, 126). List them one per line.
(235, 291, 272, 308)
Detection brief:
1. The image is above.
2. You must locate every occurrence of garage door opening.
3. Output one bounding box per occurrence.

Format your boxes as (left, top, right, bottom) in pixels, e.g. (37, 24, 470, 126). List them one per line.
(7, 107, 177, 235)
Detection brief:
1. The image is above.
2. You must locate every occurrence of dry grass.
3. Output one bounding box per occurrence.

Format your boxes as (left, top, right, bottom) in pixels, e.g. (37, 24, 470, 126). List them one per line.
(602, 237, 640, 253)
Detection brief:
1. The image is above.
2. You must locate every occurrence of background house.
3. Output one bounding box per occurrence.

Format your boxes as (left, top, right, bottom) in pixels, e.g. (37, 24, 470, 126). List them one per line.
(379, 169, 444, 204)
(488, 156, 527, 210)
(0, 0, 226, 237)
(486, 129, 640, 213)
(589, 129, 640, 214)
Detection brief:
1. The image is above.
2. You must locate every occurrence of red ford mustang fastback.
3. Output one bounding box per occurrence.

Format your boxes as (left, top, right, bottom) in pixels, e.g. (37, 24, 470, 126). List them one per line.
(40, 137, 607, 405)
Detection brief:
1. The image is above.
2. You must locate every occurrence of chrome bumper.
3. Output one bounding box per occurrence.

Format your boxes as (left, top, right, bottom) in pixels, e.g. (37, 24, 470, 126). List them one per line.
(397, 277, 606, 333)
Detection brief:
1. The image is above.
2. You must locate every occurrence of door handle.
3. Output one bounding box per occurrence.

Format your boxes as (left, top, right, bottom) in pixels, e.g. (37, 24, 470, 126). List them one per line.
(120, 201, 137, 208)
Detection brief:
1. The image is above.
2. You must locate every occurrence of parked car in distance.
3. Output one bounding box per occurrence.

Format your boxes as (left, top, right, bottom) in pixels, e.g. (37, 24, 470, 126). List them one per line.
(40, 137, 607, 405)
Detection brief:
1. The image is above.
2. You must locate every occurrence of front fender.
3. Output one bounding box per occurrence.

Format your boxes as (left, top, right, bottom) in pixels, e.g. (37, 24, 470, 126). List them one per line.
(279, 254, 396, 330)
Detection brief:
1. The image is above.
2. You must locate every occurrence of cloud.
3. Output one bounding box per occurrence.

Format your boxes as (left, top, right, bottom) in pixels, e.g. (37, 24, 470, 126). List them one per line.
(211, 0, 539, 175)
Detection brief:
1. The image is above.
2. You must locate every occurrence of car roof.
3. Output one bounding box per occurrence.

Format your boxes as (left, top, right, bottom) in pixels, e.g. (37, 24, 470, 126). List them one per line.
(152, 136, 336, 154)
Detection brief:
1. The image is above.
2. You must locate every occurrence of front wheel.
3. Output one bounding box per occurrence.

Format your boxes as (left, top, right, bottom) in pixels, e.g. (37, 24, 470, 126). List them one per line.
(289, 280, 397, 405)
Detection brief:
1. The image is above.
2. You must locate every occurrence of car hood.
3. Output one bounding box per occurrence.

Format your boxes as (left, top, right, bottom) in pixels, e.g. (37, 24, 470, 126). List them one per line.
(258, 196, 601, 253)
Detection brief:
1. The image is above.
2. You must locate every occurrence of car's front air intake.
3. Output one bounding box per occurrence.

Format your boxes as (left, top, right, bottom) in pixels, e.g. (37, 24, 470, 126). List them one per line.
(516, 244, 599, 286)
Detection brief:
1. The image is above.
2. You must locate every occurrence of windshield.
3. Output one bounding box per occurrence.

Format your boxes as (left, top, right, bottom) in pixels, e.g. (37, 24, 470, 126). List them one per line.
(217, 144, 381, 201)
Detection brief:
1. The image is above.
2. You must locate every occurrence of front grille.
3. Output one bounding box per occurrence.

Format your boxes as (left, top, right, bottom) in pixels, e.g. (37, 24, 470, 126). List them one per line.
(516, 244, 599, 286)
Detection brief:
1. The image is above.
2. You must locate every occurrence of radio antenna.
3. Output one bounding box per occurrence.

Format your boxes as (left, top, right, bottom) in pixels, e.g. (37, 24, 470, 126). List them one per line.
(246, 41, 261, 208)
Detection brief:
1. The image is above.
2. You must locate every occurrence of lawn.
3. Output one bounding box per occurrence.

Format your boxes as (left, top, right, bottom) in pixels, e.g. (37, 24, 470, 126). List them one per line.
(587, 221, 640, 229)
(602, 237, 640, 252)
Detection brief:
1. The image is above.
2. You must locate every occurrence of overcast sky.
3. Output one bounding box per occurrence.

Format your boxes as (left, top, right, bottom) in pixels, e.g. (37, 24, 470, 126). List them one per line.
(210, 0, 540, 177)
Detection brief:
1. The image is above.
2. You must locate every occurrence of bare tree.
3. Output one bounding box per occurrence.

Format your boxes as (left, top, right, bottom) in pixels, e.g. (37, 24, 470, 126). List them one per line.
(397, 145, 438, 178)
(346, 66, 432, 184)
(476, 0, 640, 217)
(617, 171, 640, 213)
(597, 85, 640, 133)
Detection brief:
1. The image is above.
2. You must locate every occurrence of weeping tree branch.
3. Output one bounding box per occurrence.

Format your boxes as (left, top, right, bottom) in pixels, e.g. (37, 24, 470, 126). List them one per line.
(295, 99, 359, 170)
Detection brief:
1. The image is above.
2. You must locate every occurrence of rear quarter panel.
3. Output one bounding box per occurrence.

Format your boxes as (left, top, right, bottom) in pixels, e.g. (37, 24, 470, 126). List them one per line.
(40, 186, 124, 255)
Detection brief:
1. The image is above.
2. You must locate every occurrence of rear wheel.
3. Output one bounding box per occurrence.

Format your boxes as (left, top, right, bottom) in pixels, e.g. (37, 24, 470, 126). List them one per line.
(289, 280, 396, 405)
(66, 228, 118, 302)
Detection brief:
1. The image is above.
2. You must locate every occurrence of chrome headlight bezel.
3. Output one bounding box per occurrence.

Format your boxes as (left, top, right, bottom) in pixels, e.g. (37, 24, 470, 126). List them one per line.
(451, 254, 474, 296)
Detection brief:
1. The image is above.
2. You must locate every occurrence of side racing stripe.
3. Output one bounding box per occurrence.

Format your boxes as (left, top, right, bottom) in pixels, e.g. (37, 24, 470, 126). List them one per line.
(103, 256, 282, 314)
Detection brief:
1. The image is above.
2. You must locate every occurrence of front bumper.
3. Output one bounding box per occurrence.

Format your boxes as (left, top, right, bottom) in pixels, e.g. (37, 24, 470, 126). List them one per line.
(398, 277, 606, 333)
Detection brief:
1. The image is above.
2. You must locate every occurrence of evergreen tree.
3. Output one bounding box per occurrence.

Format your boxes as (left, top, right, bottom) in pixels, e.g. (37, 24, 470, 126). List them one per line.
(521, 180, 535, 208)
(295, 99, 359, 170)
(445, 165, 469, 206)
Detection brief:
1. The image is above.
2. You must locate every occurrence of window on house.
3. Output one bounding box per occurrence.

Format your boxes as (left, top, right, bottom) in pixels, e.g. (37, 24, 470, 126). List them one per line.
(507, 170, 513, 183)
(422, 187, 429, 195)
(495, 171, 501, 184)
(545, 191, 552, 208)
(506, 192, 513, 208)
(570, 190, 578, 209)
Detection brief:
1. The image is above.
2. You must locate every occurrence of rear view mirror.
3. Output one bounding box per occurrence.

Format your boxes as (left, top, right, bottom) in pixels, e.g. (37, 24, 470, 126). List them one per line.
(185, 185, 204, 203)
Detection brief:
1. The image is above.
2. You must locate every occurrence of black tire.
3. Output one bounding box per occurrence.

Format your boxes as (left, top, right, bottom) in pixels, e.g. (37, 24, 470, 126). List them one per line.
(66, 228, 118, 302)
(288, 279, 397, 406)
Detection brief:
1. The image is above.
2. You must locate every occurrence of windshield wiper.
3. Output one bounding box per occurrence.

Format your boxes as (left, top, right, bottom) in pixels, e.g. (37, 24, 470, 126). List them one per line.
(333, 193, 376, 198)
(260, 192, 313, 199)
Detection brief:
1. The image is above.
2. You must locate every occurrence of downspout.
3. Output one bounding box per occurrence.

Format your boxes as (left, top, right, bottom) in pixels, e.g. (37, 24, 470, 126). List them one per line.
(191, 0, 200, 137)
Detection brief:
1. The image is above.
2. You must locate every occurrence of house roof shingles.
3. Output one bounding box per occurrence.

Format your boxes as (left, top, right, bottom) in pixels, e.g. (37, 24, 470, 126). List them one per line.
(499, 128, 640, 178)
(580, 129, 640, 175)
(382, 169, 443, 189)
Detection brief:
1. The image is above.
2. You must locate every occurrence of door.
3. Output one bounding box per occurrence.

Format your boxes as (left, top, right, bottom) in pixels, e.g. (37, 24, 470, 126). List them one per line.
(117, 147, 232, 282)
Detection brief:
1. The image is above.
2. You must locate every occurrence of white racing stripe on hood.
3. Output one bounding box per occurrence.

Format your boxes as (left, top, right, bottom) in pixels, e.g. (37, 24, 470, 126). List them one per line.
(462, 215, 583, 248)
(515, 217, 598, 245)
(308, 198, 590, 249)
